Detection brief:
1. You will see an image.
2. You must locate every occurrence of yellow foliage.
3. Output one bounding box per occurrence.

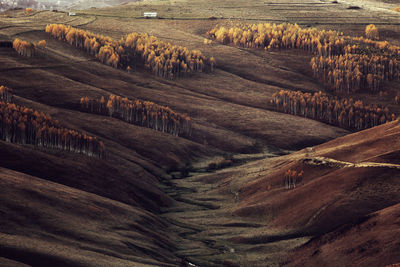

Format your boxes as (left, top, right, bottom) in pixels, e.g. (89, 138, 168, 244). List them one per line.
(393, 6, 400, 12)
(207, 22, 399, 94)
(81, 95, 192, 136)
(270, 90, 395, 130)
(203, 38, 212, 45)
(0, 93, 105, 158)
(13, 38, 36, 57)
(45, 24, 215, 79)
(37, 40, 47, 48)
(365, 24, 379, 40)
(207, 22, 344, 53)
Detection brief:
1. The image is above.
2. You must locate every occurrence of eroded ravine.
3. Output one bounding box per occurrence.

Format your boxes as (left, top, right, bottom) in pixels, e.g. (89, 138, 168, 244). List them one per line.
(160, 153, 309, 267)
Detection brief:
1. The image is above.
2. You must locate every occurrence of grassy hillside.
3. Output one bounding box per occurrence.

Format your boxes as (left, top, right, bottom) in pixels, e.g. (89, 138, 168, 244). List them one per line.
(0, 0, 400, 266)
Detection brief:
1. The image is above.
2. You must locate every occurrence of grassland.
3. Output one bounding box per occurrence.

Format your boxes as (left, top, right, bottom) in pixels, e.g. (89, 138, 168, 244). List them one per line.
(0, 0, 400, 266)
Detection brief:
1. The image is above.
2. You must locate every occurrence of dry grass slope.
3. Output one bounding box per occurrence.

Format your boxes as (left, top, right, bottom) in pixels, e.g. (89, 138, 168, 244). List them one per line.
(0, 0, 399, 266)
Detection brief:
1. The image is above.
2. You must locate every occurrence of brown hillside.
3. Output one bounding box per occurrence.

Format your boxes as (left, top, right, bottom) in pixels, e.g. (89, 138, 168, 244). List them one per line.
(156, 123, 400, 266)
(214, 121, 400, 266)
(314, 120, 400, 164)
(0, 167, 180, 267)
(288, 202, 400, 267)
(0, 0, 400, 266)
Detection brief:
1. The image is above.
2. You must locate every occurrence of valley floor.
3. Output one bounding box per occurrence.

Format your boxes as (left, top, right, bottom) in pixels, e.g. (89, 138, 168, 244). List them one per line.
(0, 1, 400, 266)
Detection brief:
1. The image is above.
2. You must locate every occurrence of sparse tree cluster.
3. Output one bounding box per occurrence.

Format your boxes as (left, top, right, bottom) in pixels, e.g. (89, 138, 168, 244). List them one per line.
(0, 86, 12, 102)
(0, 97, 105, 158)
(123, 32, 214, 78)
(207, 23, 400, 94)
(270, 90, 397, 130)
(13, 38, 36, 57)
(207, 23, 399, 59)
(45, 24, 215, 79)
(207, 23, 346, 56)
(80, 95, 192, 137)
(284, 169, 303, 189)
(349, 36, 400, 57)
(311, 54, 399, 93)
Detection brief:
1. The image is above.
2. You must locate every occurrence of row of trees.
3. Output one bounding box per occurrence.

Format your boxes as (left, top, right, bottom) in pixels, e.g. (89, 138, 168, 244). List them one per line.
(123, 32, 216, 78)
(284, 169, 304, 189)
(350, 36, 400, 57)
(0, 99, 105, 158)
(206, 23, 347, 56)
(45, 24, 215, 79)
(270, 90, 397, 130)
(207, 23, 400, 94)
(311, 54, 400, 93)
(80, 95, 192, 137)
(13, 38, 36, 57)
(0, 86, 12, 102)
(207, 23, 400, 59)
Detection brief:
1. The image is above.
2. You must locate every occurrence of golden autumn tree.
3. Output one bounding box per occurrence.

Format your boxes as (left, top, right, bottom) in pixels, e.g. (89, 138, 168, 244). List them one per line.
(0, 85, 12, 102)
(365, 24, 379, 40)
(37, 40, 47, 48)
(25, 8, 33, 15)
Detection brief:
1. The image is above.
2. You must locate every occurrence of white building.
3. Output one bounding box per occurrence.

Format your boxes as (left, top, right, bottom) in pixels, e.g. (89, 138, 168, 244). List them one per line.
(143, 12, 157, 18)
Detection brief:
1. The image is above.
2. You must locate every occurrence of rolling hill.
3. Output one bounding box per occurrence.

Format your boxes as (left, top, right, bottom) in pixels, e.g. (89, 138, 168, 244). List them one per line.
(0, 0, 400, 266)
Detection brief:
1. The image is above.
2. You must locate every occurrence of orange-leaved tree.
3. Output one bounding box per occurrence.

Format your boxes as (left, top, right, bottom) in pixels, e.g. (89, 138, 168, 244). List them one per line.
(37, 40, 47, 48)
(13, 38, 36, 57)
(365, 24, 379, 40)
(270, 89, 397, 130)
(45, 24, 216, 79)
(0, 93, 105, 158)
(80, 94, 192, 137)
(0, 86, 12, 102)
(25, 8, 33, 14)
